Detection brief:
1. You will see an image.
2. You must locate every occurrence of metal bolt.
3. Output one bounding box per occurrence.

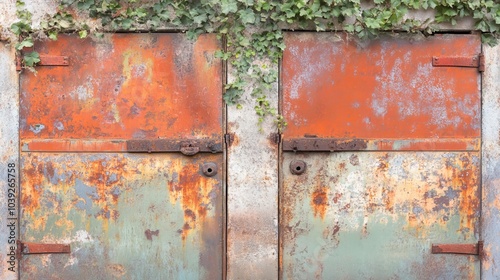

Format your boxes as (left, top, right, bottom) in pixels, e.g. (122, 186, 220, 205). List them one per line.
(202, 162, 218, 177)
(290, 160, 306, 175)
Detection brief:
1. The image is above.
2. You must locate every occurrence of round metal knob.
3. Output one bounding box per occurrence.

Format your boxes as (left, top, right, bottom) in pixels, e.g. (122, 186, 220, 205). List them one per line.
(202, 162, 218, 177)
(290, 160, 306, 175)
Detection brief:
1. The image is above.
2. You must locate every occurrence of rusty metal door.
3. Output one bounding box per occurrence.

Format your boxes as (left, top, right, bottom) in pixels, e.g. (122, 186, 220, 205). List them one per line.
(19, 34, 224, 279)
(281, 33, 482, 279)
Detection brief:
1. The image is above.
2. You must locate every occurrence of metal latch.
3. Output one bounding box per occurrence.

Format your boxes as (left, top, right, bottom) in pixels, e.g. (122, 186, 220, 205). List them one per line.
(126, 139, 222, 155)
(17, 241, 71, 258)
(432, 54, 484, 72)
(431, 241, 483, 256)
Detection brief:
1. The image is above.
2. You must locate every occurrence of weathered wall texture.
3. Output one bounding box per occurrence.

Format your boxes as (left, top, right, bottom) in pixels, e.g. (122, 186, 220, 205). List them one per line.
(0, 42, 19, 280)
(0, 0, 498, 279)
(481, 44, 500, 280)
(226, 65, 279, 279)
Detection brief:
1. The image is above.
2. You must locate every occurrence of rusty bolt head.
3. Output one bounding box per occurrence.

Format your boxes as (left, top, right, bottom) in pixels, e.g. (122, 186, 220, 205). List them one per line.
(202, 162, 218, 177)
(290, 160, 306, 175)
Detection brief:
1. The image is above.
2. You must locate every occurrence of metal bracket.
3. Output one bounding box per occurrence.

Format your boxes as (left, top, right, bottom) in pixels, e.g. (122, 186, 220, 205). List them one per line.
(432, 55, 484, 72)
(431, 241, 483, 256)
(16, 54, 69, 70)
(37, 55, 70, 66)
(478, 53, 485, 72)
(224, 133, 234, 146)
(283, 138, 368, 152)
(126, 139, 222, 155)
(17, 241, 71, 258)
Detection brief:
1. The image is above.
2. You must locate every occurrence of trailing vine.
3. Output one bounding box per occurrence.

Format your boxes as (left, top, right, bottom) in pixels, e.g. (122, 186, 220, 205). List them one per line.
(8, 0, 500, 130)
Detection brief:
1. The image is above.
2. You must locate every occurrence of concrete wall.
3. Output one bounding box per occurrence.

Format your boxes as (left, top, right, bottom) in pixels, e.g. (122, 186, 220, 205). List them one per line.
(0, 39, 19, 280)
(481, 44, 500, 280)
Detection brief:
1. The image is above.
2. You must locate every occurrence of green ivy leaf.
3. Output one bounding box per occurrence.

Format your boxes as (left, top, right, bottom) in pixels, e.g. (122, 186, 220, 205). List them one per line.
(15, 38, 33, 50)
(48, 31, 58, 40)
(24, 51, 40, 67)
(79, 30, 88, 38)
(239, 8, 256, 24)
(221, 1, 238, 14)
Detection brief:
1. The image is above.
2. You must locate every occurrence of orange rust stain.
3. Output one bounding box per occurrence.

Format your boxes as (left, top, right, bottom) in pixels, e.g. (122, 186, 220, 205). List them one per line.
(452, 157, 479, 233)
(87, 159, 125, 207)
(21, 159, 44, 215)
(332, 192, 342, 204)
(168, 164, 214, 241)
(311, 187, 329, 219)
(338, 162, 346, 170)
(383, 188, 395, 212)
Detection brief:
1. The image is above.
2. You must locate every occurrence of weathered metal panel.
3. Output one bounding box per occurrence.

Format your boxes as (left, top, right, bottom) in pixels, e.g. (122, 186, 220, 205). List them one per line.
(282, 152, 480, 279)
(0, 42, 19, 280)
(281, 33, 482, 279)
(20, 33, 222, 140)
(19, 33, 224, 279)
(481, 44, 500, 279)
(282, 33, 481, 140)
(20, 153, 223, 279)
(227, 65, 279, 278)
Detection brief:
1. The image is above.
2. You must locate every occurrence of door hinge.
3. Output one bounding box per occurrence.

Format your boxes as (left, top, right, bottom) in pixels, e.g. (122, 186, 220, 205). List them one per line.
(16, 53, 69, 70)
(17, 241, 71, 258)
(270, 133, 281, 145)
(478, 53, 485, 72)
(37, 55, 70, 66)
(431, 241, 483, 257)
(224, 133, 234, 146)
(432, 54, 484, 72)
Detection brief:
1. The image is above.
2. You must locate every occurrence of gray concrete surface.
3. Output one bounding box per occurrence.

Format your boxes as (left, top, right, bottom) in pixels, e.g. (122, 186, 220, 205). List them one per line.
(481, 44, 500, 280)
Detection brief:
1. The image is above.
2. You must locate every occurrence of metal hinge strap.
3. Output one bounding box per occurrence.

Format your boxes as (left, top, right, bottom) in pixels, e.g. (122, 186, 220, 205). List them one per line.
(126, 139, 222, 155)
(37, 55, 70, 66)
(431, 241, 483, 256)
(283, 138, 368, 152)
(17, 241, 71, 257)
(16, 54, 69, 70)
(432, 54, 484, 72)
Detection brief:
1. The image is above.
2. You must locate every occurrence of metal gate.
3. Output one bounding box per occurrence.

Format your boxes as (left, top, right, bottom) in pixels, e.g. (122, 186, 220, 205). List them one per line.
(19, 33, 224, 279)
(281, 33, 482, 279)
(17, 31, 484, 279)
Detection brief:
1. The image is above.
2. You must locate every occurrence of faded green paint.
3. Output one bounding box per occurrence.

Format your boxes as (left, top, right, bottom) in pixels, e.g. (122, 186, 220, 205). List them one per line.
(20, 153, 223, 280)
(281, 152, 480, 279)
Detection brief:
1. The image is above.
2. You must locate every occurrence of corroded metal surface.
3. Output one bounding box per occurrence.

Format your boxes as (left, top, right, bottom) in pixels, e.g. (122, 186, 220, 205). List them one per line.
(281, 33, 482, 279)
(20, 153, 223, 279)
(481, 44, 500, 279)
(283, 138, 480, 152)
(20, 33, 222, 140)
(282, 33, 481, 140)
(19, 33, 224, 279)
(282, 152, 480, 279)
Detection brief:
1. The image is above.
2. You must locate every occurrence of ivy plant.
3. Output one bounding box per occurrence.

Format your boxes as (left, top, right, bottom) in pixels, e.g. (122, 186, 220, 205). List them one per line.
(8, 0, 500, 130)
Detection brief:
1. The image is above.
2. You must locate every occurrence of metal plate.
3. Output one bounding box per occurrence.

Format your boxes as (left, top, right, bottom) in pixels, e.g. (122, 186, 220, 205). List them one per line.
(20, 33, 222, 141)
(282, 33, 481, 140)
(19, 33, 224, 279)
(281, 33, 481, 279)
(20, 153, 223, 279)
(282, 152, 480, 279)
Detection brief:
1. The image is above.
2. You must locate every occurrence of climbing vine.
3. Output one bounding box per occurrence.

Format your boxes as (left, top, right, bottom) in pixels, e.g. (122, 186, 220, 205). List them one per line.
(8, 0, 500, 130)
